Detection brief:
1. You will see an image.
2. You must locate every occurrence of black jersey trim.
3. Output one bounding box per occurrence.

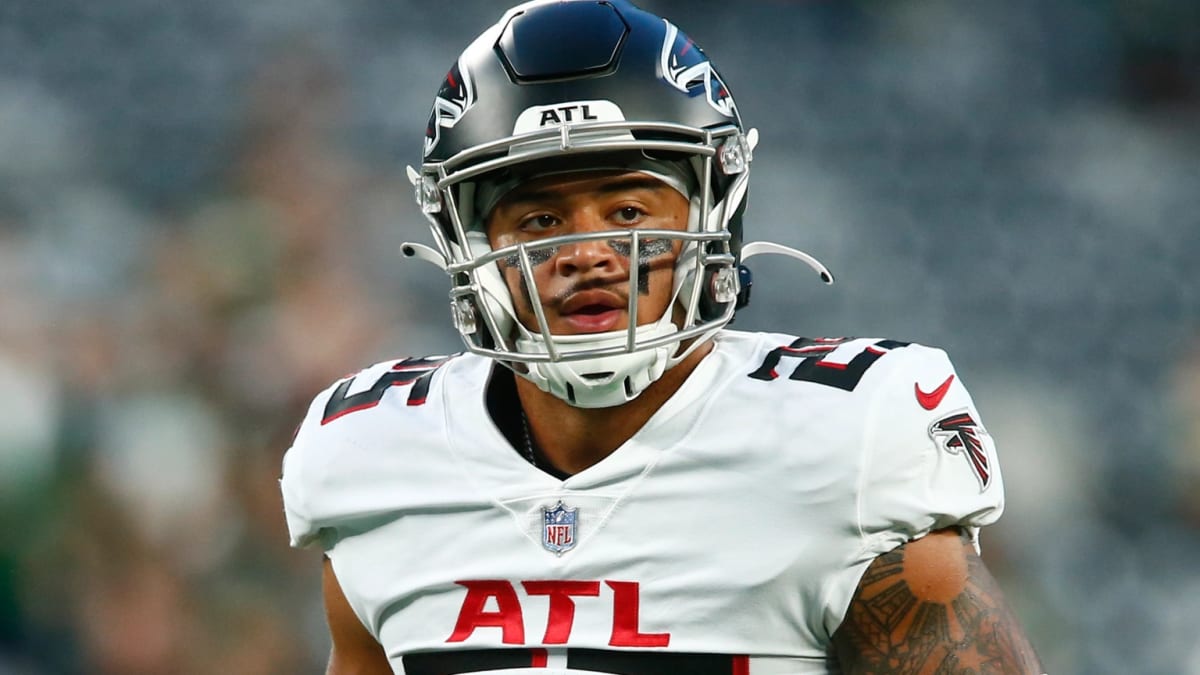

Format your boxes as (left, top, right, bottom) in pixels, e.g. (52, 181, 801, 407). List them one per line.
(402, 647, 747, 675)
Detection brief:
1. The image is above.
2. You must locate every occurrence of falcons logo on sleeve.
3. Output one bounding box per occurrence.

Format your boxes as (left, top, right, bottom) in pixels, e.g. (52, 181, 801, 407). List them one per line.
(929, 411, 992, 491)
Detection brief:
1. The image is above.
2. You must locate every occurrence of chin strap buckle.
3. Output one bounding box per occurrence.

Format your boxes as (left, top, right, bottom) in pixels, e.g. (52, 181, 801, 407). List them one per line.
(710, 266, 740, 304)
(451, 297, 478, 335)
(415, 173, 442, 214)
(717, 133, 753, 176)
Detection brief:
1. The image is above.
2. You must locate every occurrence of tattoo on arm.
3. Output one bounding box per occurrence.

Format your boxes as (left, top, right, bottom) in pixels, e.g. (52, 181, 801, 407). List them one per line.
(833, 528, 1043, 675)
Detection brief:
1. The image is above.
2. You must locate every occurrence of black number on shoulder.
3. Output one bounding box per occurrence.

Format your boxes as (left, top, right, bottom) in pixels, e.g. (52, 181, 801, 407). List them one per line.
(321, 356, 452, 425)
(748, 337, 909, 391)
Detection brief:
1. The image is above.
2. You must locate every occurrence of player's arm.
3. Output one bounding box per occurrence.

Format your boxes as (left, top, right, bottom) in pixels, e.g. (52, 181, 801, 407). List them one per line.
(831, 527, 1043, 674)
(323, 556, 392, 675)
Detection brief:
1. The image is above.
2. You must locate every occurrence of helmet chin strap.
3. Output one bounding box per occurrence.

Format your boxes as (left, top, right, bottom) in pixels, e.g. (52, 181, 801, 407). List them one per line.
(515, 315, 679, 408)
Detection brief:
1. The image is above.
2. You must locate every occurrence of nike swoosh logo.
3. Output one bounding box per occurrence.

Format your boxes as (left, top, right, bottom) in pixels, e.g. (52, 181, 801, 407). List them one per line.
(915, 374, 955, 410)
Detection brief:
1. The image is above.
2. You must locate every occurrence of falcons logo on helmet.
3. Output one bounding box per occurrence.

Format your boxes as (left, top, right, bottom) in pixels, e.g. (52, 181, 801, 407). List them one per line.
(929, 411, 992, 491)
(659, 21, 737, 119)
(424, 60, 476, 157)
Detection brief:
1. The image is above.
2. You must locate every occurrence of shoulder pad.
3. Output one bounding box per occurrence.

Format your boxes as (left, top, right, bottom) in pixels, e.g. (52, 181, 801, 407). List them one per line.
(316, 355, 454, 427)
(746, 335, 912, 393)
(280, 354, 456, 548)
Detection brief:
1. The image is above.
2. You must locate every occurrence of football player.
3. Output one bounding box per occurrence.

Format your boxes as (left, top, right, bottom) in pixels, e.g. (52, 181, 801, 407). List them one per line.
(280, 1, 1045, 673)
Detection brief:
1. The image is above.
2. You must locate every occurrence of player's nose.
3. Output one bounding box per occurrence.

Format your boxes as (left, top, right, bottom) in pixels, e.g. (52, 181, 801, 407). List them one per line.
(553, 208, 622, 277)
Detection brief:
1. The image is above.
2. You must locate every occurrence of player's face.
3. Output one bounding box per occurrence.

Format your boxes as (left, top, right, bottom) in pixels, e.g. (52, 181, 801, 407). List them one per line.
(486, 171, 690, 336)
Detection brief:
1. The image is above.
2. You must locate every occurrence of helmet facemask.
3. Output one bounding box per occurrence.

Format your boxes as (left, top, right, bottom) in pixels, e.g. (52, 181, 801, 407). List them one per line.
(412, 122, 755, 407)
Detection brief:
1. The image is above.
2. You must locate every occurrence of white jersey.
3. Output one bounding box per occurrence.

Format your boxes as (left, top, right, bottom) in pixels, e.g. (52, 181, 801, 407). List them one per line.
(280, 329, 1004, 675)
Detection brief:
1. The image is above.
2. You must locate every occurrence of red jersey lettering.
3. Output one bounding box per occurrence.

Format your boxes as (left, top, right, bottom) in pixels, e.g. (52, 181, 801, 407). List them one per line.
(447, 579, 670, 647)
(608, 581, 671, 647)
(522, 580, 601, 644)
(447, 580, 525, 644)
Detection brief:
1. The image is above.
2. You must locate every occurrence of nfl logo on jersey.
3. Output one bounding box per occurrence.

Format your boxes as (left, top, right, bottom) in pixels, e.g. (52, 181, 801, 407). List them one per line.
(542, 501, 577, 555)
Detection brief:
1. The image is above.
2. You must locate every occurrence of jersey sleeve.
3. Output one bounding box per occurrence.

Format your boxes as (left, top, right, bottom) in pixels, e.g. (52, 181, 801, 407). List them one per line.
(821, 343, 1005, 635)
(859, 345, 1004, 548)
(860, 344, 1004, 548)
(279, 377, 346, 550)
(279, 360, 406, 550)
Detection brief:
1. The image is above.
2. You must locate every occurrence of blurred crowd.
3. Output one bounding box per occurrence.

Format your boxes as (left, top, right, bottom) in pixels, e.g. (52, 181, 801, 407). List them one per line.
(0, 1, 1198, 673)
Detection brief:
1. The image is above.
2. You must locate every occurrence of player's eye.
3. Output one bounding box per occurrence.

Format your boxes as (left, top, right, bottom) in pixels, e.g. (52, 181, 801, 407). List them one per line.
(519, 213, 558, 232)
(613, 206, 645, 225)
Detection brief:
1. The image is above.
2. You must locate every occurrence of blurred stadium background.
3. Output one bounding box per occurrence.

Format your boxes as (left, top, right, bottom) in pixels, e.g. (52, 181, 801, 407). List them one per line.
(1, 0, 1198, 673)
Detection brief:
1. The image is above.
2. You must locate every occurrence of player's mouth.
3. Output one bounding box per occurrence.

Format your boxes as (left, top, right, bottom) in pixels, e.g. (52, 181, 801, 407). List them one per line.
(558, 290, 626, 333)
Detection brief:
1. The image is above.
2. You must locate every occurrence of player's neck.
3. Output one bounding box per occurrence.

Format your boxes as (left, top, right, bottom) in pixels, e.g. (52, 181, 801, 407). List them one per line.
(517, 340, 713, 476)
